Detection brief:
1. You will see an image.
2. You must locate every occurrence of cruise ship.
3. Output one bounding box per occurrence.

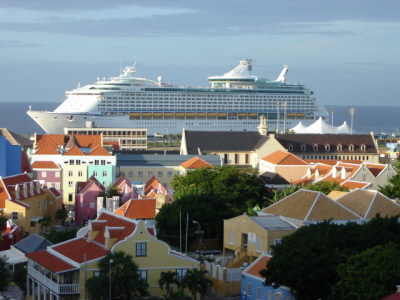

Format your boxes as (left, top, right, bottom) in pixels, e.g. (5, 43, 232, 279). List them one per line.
(27, 59, 329, 136)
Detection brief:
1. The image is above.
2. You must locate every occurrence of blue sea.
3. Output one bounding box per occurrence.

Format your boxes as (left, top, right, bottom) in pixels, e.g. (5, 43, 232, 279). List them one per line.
(0, 102, 398, 136)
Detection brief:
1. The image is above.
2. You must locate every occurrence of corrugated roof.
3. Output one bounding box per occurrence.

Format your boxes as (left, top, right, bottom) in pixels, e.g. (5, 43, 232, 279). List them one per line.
(117, 154, 222, 167)
(249, 215, 297, 231)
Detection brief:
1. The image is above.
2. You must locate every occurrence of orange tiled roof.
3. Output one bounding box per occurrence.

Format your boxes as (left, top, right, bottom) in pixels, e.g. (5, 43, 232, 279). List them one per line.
(181, 157, 213, 169)
(87, 145, 112, 156)
(304, 159, 363, 165)
(143, 176, 167, 195)
(32, 161, 60, 169)
(341, 181, 370, 190)
(35, 134, 64, 145)
(365, 163, 386, 177)
(34, 144, 60, 155)
(26, 250, 77, 273)
(75, 134, 102, 148)
(52, 238, 110, 263)
(261, 150, 308, 165)
(63, 145, 86, 156)
(245, 255, 271, 278)
(114, 200, 156, 219)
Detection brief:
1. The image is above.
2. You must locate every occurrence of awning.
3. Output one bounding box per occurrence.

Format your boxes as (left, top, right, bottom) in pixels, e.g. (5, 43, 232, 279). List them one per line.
(0, 249, 27, 265)
(30, 216, 43, 222)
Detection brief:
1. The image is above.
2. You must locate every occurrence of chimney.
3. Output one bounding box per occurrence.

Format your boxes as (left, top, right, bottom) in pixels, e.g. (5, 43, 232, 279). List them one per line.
(257, 115, 268, 135)
(15, 185, 20, 199)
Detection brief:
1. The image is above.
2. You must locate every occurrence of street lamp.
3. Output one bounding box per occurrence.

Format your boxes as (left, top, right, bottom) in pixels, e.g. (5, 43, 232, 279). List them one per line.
(349, 108, 355, 135)
(330, 107, 334, 134)
(193, 220, 204, 261)
(109, 259, 113, 300)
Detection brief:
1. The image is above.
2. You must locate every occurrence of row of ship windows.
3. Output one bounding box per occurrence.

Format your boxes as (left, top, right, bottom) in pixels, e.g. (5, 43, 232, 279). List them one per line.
(107, 93, 309, 98)
(105, 99, 312, 104)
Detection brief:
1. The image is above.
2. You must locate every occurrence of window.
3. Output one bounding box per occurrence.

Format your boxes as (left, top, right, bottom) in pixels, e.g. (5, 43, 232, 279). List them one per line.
(44, 199, 47, 209)
(42, 171, 47, 178)
(313, 144, 318, 151)
(301, 144, 306, 151)
(68, 171, 73, 177)
(78, 171, 83, 177)
(136, 243, 147, 257)
(128, 171, 133, 177)
(93, 271, 100, 277)
(245, 154, 249, 164)
(168, 171, 172, 177)
(288, 144, 293, 151)
(158, 171, 163, 177)
(229, 230, 234, 245)
(12, 212, 18, 220)
(137, 270, 147, 283)
(69, 159, 74, 165)
(90, 202, 95, 209)
(55, 172, 60, 178)
(268, 290, 273, 300)
(38, 200, 41, 210)
(256, 287, 261, 300)
(101, 160, 106, 165)
(325, 144, 330, 151)
(55, 183, 61, 189)
(337, 144, 343, 151)
(247, 283, 251, 296)
(76, 160, 81, 165)
(148, 171, 153, 177)
(256, 237, 261, 252)
(224, 154, 229, 164)
(274, 239, 282, 245)
(103, 171, 108, 177)
(94, 160, 99, 165)
(138, 171, 143, 177)
(68, 194, 73, 202)
(235, 154, 239, 164)
(176, 269, 187, 282)
(103, 181, 108, 186)
(349, 144, 355, 151)
(68, 181, 73, 187)
(93, 171, 98, 177)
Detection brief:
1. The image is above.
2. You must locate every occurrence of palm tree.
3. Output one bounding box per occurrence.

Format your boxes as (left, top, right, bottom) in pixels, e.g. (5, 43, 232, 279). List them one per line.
(181, 269, 212, 300)
(96, 251, 149, 299)
(39, 215, 53, 232)
(55, 206, 68, 225)
(159, 270, 179, 298)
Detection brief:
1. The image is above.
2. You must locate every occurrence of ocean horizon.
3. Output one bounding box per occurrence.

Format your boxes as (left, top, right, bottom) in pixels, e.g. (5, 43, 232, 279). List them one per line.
(0, 102, 398, 137)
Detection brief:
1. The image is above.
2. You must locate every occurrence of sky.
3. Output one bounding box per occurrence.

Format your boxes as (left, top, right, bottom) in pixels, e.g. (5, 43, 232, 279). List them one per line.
(0, 0, 399, 107)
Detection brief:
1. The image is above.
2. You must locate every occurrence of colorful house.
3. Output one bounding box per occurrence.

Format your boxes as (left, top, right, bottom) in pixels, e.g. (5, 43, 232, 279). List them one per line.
(0, 135, 22, 177)
(25, 208, 199, 300)
(241, 253, 295, 300)
(0, 173, 63, 236)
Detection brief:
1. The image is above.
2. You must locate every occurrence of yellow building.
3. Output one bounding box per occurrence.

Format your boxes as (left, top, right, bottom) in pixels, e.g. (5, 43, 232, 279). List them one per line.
(26, 208, 199, 300)
(223, 214, 298, 267)
(0, 173, 63, 236)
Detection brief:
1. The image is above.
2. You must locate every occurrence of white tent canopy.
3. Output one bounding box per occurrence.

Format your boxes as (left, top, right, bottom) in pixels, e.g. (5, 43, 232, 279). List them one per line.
(290, 118, 353, 134)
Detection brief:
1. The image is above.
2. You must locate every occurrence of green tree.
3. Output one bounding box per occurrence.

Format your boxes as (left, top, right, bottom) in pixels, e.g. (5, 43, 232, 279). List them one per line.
(269, 185, 301, 203)
(39, 215, 53, 232)
(155, 192, 237, 247)
(260, 216, 400, 300)
(332, 243, 400, 300)
(85, 274, 109, 300)
(303, 181, 349, 194)
(379, 172, 400, 198)
(55, 205, 68, 225)
(12, 263, 27, 295)
(181, 269, 212, 300)
(98, 184, 122, 207)
(43, 228, 78, 244)
(159, 270, 179, 298)
(0, 256, 10, 295)
(171, 165, 268, 213)
(86, 251, 149, 300)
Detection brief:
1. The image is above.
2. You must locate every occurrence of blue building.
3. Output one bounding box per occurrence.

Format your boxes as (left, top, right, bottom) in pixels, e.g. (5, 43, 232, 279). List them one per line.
(0, 135, 21, 177)
(241, 253, 295, 300)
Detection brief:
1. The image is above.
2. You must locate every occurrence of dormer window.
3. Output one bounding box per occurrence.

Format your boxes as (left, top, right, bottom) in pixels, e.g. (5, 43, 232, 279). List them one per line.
(349, 144, 355, 151)
(325, 144, 330, 151)
(313, 144, 318, 151)
(301, 144, 306, 151)
(337, 144, 343, 151)
(361, 144, 366, 151)
(288, 144, 293, 151)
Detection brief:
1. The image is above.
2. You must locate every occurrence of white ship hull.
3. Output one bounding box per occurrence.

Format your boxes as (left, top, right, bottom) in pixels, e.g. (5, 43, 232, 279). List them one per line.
(27, 59, 329, 136)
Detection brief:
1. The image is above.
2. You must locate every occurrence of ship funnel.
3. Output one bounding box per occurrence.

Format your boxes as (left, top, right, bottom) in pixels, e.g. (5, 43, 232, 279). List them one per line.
(276, 65, 290, 83)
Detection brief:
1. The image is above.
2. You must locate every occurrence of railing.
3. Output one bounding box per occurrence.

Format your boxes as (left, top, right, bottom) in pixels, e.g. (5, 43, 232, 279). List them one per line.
(28, 266, 80, 294)
(225, 246, 247, 268)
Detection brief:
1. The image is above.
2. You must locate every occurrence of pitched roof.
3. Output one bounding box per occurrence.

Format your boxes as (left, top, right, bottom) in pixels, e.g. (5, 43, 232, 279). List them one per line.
(244, 254, 271, 278)
(183, 130, 269, 154)
(87, 145, 112, 156)
(63, 145, 86, 156)
(261, 150, 308, 165)
(262, 189, 361, 221)
(13, 234, 53, 253)
(31, 161, 60, 169)
(75, 134, 102, 148)
(65, 134, 81, 149)
(276, 134, 378, 154)
(114, 199, 157, 219)
(259, 171, 290, 185)
(336, 189, 400, 219)
(249, 215, 298, 230)
(26, 250, 78, 273)
(34, 144, 60, 155)
(143, 176, 169, 196)
(0, 128, 32, 146)
(180, 157, 213, 169)
(35, 134, 65, 145)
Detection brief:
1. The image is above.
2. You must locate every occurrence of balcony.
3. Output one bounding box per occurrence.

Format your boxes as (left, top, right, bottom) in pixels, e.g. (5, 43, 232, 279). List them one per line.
(28, 266, 80, 294)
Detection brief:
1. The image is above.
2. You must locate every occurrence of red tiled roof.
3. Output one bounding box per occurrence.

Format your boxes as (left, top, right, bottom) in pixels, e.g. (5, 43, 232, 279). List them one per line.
(181, 157, 213, 169)
(26, 250, 77, 273)
(365, 163, 386, 177)
(48, 187, 62, 197)
(51, 238, 110, 263)
(32, 161, 60, 169)
(261, 150, 308, 165)
(245, 255, 271, 278)
(0, 174, 45, 206)
(63, 145, 85, 156)
(114, 199, 156, 219)
(87, 145, 112, 156)
(75, 135, 102, 148)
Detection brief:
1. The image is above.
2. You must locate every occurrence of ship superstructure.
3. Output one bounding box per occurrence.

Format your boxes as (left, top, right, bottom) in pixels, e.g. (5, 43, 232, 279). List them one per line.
(27, 59, 329, 135)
